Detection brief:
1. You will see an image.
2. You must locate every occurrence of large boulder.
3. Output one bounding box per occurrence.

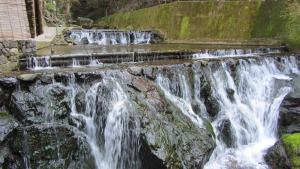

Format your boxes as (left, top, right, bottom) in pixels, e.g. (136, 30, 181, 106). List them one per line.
(264, 140, 292, 169)
(0, 112, 18, 143)
(278, 91, 300, 136)
(117, 71, 216, 168)
(9, 124, 92, 169)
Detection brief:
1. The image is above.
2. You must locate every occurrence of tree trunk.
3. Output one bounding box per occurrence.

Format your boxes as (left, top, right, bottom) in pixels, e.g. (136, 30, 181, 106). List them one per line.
(66, 0, 70, 17)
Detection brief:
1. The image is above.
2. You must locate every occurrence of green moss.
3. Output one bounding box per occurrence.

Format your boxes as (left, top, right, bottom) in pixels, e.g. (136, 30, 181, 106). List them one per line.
(179, 17, 190, 39)
(282, 133, 300, 169)
(0, 112, 10, 118)
(203, 119, 215, 139)
(102, 1, 300, 49)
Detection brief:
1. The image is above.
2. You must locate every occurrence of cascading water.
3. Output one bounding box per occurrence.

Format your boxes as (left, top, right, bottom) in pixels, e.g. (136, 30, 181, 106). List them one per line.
(192, 48, 281, 59)
(64, 76, 140, 169)
(203, 56, 299, 169)
(69, 30, 151, 45)
(26, 56, 52, 70)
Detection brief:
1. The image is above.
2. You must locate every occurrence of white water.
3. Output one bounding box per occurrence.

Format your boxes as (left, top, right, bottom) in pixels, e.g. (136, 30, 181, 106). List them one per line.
(192, 48, 281, 59)
(204, 56, 299, 169)
(156, 73, 204, 127)
(67, 77, 140, 169)
(27, 56, 53, 70)
(70, 30, 151, 45)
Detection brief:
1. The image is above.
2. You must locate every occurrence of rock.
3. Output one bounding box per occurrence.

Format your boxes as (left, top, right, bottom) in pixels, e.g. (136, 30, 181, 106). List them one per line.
(9, 48, 19, 55)
(40, 75, 53, 84)
(81, 37, 89, 45)
(10, 55, 18, 62)
(10, 124, 92, 169)
(0, 112, 18, 143)
(17, 74, 37, 83)
(184, 62, 192, 67)
(130, 80, 216, 168)
(0, 78, 17, 88)
(217, 119, 233, 147)
(76, 17, 94, 29)
(0, 87, 8, 107)
(143, 66, 158, 80)
(205, 96, 220, 118)
(278, 91, 300, 136)
(0, 55, 8, 65)
(75, 91, 86, 113)
(9, 41, 18, 48)
(265, 140, 292, 169)
(130, 77, 154, 92)
(226, 88, 235, 101)
(128, 66, 143, 76)
(1, 48, 11, 57)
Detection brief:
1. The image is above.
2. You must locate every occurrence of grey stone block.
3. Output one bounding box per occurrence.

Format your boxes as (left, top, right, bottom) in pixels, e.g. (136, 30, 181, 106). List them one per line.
(0, 55, 8, 65)
(9, 41, 18, 48)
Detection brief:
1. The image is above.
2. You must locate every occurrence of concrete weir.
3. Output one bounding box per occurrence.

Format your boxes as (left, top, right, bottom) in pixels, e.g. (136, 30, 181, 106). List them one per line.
(19, 51, 192, 70)
(19, 46, 286, 70)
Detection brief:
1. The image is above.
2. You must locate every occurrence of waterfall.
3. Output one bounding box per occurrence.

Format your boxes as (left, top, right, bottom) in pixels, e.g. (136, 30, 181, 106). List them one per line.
(65, 76, 140, 169)
(156, 70, 205, 128)
(204, 56, 299, 169)
(69, 30, 151, 45)
(26, 55, 52, 70)
(192, 48, 281, 59)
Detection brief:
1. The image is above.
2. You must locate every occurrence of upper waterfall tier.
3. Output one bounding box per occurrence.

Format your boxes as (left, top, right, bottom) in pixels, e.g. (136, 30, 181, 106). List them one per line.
(67, 30, 152, 45)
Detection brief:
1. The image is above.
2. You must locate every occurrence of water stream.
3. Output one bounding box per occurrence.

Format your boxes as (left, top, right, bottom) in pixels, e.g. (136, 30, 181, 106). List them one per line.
(15, 46, 300, 168)
(69, 30, 151, 45)
(204, 57, 299, 169)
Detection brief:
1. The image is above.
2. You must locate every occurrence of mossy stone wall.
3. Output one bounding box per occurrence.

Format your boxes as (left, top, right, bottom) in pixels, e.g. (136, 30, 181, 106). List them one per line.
(102, 1, 300, 50)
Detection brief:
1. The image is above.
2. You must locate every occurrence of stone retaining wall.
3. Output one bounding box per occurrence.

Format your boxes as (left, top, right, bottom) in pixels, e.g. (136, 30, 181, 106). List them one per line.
(0, 40, 37, 72)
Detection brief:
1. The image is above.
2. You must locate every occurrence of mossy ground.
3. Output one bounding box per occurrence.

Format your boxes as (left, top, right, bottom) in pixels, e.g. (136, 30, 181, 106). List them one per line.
(102, 1, 300, 50)
(282, 133, 300, 169)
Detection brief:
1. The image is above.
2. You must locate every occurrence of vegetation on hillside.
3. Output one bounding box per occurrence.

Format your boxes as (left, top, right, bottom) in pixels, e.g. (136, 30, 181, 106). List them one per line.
(102, 1, 300, 49)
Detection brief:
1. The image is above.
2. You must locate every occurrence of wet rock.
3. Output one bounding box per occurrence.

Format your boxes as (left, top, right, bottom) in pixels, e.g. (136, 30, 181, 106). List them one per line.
(54, 73, 69, 84)
(217, 119, 232, 147)
(75, 91, 86, 113)
(143, 66, 158, 80)
(17, 74, 37, 83)
(0, 112, 18, 143)
(128, 66, 143, 76)
(278, 91, 300, 136)
(265, 140, 292, 169)
(0, 78, 17, 88)
(205, 96, 220, 118)
(11, 124, 92, 169)
(40, 75, 53, 84)
(81, 37, 89, 45)
(184, 62, 192, 67)
(132, 81, 216, 169)
(0, 87, 8, 107)
(226, 88, 235, 101)
(75, 72, 102, 84)
(130, 77, 154, 92)
(7, 91, 39, 124)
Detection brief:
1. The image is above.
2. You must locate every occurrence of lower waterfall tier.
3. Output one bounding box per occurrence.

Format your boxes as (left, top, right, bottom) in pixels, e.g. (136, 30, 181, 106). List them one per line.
(0, 55, 299, 169)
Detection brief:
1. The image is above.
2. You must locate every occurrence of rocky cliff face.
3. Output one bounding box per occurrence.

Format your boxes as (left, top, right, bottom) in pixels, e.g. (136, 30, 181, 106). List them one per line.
(0, 61, 218, 168)
(0, 55, 299, 169)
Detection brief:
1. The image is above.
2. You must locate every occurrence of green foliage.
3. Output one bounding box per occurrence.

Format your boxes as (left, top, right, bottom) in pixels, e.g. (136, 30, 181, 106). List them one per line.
(282, 133, 300, 169)
(45, 3, 56, 12)
(102, 1, 300, 50)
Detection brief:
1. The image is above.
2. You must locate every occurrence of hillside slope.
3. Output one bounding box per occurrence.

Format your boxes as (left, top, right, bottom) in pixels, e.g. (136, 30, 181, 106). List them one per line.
(102, 1, 300, 49)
